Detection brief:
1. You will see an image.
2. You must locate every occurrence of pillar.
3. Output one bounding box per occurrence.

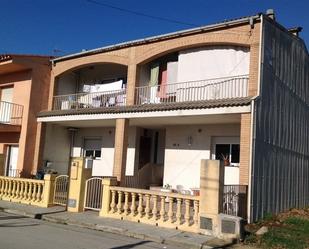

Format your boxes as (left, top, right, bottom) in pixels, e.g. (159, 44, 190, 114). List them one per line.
(239, 113, 251, 185)
(126, 63, 140, 106)
(67, 157, 92, 212)
(41, 174, 57, 207)
(99, 178, 118, 217)
(199, 159, 224, 235)
(113, 119, 129, 184)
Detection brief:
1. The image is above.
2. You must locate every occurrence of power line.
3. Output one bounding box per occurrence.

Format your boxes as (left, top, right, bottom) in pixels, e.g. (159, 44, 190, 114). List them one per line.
(85, 0, 199, 27)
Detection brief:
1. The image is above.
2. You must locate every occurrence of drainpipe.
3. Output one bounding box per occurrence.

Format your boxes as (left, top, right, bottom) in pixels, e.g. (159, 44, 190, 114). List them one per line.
(66, 127, 78, 211)
(247, 13, 264, 223)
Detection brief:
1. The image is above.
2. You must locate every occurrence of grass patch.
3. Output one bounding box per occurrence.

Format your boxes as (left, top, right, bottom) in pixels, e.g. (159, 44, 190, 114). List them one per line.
(244, 208, 309, 249)
(261, 217, 309, 249)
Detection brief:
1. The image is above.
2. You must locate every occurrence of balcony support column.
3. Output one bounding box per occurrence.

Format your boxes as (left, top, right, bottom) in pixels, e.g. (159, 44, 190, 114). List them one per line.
(113, 118, 129, 184)
(48, 73, 56, 111)
(126, 47, 140, 106)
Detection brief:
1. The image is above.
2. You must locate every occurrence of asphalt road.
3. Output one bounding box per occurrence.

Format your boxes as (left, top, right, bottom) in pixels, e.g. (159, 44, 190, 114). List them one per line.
(0, 211, 182, 249)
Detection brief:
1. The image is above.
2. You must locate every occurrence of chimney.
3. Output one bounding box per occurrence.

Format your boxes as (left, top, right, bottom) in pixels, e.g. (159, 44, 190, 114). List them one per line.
(288, 27, 303, 37)
(266, 9, 275, 20)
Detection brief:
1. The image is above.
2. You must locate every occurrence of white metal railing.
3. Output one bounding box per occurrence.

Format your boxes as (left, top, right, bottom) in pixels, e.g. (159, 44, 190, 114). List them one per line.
(105, 186, 200, 232)
(53, 89, 126, 111)
(223, 185, 248, 219)
(135, 75, 249, 105)
(84, 177, 103, 211)
(0, 101, 23, 125)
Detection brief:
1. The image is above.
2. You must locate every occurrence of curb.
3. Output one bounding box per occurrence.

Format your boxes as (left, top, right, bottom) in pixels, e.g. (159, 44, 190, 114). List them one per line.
(1, 208, 234, 249)
(1, 208, 42, 219)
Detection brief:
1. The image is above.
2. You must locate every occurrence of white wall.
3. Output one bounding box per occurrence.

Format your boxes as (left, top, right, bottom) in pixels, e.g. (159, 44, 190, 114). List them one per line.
(126, 127, 139, 176)
(43, 124, 71, 175)
(224, 166, 240, 185)
(163, 124, 240, 190)
(72, 127, 115, 176)
(177, 46, 250, 82)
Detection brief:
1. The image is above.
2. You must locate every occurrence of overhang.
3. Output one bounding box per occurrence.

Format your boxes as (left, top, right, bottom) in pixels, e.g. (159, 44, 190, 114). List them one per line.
(37, 97, 252, 123)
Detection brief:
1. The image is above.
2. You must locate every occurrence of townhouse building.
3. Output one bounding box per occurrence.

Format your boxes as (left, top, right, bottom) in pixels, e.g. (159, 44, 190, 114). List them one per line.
(37, 10, 309, 223)
(0, 55, 51, 177)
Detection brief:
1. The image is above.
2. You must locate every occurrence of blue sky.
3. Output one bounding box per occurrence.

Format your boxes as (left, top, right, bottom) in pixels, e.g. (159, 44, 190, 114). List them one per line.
(0, 0, 308, 56)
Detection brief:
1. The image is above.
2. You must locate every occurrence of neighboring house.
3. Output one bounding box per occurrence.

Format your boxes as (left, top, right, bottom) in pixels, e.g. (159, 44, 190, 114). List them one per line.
(0, 54, 51, 177)
(37, 10, 309, 222)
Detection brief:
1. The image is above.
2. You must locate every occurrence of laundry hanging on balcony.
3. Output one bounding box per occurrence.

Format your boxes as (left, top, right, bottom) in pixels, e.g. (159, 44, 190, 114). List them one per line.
(149, 63, 160, 103)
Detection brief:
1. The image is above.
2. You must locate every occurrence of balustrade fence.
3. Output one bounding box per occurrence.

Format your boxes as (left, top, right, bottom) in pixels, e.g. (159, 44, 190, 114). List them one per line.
(102, 185, 200, 232)
(0, 175, 54, 207)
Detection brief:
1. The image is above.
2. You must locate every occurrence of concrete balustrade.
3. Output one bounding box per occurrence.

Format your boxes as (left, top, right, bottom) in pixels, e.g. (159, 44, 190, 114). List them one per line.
(0, 174, 56, 207)
(100, 178, 200, 233)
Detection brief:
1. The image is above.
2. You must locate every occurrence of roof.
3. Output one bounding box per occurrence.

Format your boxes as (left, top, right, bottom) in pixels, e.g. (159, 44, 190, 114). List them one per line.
(38, 97, 252, 118)
(52, 12, 262, 63)
(0, 54, 53, 63)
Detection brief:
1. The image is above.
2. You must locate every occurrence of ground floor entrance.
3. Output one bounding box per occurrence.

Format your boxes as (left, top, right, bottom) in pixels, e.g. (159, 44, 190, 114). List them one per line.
(6, 145, 19, 177)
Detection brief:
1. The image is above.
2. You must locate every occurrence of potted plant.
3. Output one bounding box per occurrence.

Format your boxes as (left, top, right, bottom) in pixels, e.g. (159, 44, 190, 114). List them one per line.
(221, 153, 230, 166)
(161, 184, 172, 193)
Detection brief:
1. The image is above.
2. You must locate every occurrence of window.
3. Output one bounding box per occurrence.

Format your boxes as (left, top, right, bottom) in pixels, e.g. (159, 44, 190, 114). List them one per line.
(215, 143, 240, 166)
(83, 138, 102, 159)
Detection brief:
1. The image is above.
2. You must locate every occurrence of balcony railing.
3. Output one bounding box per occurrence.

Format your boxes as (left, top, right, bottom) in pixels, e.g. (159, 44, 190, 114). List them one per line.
(135, 75, 249, 105)
(53, 89, 127, 111)
(0, 101, 23, 125)
(52, 75, 248, 111)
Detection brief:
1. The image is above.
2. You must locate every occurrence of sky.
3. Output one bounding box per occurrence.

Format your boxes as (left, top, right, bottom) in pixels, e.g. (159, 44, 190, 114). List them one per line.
(0, 0, 308, 56)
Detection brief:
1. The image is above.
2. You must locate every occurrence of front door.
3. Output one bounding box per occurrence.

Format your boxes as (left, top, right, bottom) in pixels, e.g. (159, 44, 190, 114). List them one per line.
(7, 145, 19, 177)
(138, 136, 152, 169)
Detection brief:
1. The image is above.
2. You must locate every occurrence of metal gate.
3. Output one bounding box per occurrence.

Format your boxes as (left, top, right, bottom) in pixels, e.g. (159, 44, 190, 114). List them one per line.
(53, 175, 69, 206)
(84, 177, 103, 211)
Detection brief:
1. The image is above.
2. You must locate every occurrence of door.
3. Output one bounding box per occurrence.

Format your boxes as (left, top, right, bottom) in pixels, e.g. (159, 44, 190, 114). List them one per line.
(7, 146, 19, 177)
(0, 87, 13, 123)
(138, 136, 152, 169)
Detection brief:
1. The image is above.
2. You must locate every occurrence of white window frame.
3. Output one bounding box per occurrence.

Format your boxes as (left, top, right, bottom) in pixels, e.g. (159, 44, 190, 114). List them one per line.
(211, 136, 240, 167)
(83, 137, 102, 160)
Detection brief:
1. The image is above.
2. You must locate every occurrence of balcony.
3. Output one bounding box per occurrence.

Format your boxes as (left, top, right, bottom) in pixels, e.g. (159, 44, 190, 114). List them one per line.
(52, 75, 248, 111)
(135, 75, 249, 105)
(0, 101, 23, 126)
(53, 89, 127, 111)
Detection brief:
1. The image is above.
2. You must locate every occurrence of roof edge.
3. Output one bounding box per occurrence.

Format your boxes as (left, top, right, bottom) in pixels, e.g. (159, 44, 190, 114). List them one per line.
(52, 13, 261, 63)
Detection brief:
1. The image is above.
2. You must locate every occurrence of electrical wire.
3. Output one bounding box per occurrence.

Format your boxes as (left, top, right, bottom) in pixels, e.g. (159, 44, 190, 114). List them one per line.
(85, 0, 199, 27)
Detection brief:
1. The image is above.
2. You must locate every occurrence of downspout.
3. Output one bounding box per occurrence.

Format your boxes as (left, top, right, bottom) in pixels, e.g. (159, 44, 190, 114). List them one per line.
(66, 127, 78, 211)
(247, 14, 264, 223)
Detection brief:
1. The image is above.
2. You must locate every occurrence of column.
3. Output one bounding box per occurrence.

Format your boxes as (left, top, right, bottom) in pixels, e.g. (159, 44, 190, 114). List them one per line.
(199, 159, 224, 235)
(67, 157, 92, 212)
(239, 113, 251, 185)
(113, 119, 129, 184)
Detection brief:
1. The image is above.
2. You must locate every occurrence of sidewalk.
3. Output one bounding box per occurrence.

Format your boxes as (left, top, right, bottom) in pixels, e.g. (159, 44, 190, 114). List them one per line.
(0, 200, 234, 249)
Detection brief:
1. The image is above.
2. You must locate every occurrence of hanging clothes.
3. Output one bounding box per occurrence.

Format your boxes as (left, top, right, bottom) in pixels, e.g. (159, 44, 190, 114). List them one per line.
(157, 64, 167, 98)
(149, 63, 160, 86)
(149, 63, 160, 103)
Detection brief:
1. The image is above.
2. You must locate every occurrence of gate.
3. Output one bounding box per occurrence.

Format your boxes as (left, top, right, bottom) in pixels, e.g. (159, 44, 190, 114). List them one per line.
(84, 177, 103, 211)
(53, 175, 69, 206)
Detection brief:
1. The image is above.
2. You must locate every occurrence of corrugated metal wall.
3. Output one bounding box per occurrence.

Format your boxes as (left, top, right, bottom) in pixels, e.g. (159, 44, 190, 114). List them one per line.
(251, 16, 309, 222)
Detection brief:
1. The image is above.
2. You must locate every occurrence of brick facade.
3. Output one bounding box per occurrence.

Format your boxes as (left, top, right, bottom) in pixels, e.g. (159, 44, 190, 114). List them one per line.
(239, 113, 252, 185)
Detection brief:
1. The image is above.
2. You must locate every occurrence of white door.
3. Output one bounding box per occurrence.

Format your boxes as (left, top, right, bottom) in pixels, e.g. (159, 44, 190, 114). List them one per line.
(7, 146, 19, 177)
(0, 87, 13, 123)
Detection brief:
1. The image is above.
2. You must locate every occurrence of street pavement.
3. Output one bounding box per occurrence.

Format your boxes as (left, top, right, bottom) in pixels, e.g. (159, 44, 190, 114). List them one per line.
(0, 211, 184, 249)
